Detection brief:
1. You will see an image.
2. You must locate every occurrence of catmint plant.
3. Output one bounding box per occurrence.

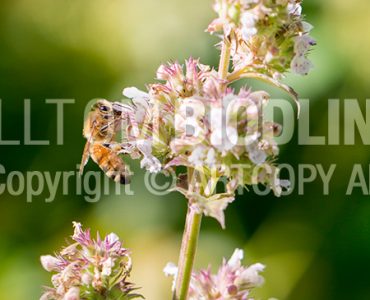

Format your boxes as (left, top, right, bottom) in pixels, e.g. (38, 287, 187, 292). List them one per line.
(40, 223, 142, 300)
(41, 0, 314, 299)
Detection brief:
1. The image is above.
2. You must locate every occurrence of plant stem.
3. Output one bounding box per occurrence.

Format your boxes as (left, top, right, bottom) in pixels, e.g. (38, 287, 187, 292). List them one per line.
(218, 36, 231, 93)
(173, 207, 202, 300)
(172, 34, 231, 300)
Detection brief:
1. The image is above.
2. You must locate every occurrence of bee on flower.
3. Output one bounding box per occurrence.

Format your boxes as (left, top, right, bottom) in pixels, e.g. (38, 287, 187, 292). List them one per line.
(78, 0, 314, 232)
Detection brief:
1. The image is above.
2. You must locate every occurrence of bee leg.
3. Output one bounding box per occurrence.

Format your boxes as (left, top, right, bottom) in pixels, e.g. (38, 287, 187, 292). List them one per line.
(119, 175, 130, 184)
(102, 142, 129, 154)
(106, 170, 131, 185)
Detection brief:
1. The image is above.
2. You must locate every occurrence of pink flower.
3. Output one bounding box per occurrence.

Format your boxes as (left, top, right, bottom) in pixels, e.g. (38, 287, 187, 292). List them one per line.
(165, 249, 268, 300)
(40, 223, 141, 300)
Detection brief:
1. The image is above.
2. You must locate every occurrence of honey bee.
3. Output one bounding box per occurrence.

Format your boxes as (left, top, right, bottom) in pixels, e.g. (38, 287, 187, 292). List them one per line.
(80, 100, 131, 184)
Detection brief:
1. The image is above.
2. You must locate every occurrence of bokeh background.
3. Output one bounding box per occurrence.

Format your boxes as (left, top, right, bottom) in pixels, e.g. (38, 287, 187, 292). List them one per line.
(1, 0, 370, 299)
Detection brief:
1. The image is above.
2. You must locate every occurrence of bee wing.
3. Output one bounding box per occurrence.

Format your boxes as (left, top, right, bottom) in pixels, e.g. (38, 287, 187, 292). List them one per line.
(80, 115, 96, 175)
(79, 141, 91, 175)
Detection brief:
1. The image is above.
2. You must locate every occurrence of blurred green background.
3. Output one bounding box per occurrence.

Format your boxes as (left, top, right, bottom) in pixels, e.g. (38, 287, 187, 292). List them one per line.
(1, 0, 370, 299)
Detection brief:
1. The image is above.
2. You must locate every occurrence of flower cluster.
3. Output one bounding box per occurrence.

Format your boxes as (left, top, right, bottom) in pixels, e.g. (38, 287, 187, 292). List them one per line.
(120, 59, 288, 228)
(208, 0, 316, 77)
(40, 223, 142, 300)
(164, 249, 266, 300)
(81, 0, 314, 229)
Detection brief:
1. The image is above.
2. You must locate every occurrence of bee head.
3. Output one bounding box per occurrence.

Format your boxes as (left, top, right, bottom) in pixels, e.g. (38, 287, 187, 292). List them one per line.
(94, 100, 112, 114)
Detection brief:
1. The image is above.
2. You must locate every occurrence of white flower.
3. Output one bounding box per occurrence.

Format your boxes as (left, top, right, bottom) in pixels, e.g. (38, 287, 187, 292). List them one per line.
(287, 2, 302, 15)
(265, 51, 275, 63)
(227, 248, 244, 269)
(40, 292, 54, 300)
(232, 48, 254, 70)
(163, 262, 178, 277)
(141, 155, 162, 173)
(294, 35, 316, 56)
(291, 55, 314, 75)
(136, 139, 151, 156)
(227, 126, 238, 146)
(188, 145, 206, 166)
(163, 262, 178, 291)
(81, 273, 93, 285)
(280, 179, 290, 189)
(223, 93, 238, 108)
(273, 178, 291, 196)
(242, 27, 258, 41)
(210, 130, 224, 151)
(123, 87, 150, 123)
(136, 140, 162, 173)
(156, 64, 171, 81)
(179, 98, 205, 119)
(241, 11, 257, 28)
(102, 257, 114, 276)
(175, 100, 205, 140)
(244, 132, 259, 147)
(72, 222, 83, 238)
(105, 233, 120, 247)
(185, 117, 204, 138)
(248, 90, 270, 107)
(40, 255, 60, 272)
(246, 102, 259, 116)
(301, 21, 314, 33)
(246, 142, 267, 165)
(135, 108, 148, 124)
(205, 148, 216, 167)
(63, 287, 80, 300)
(237, 263, 265, 287)
(210, 107, 238, 152)
(241, 11, 258, 41)
(123, 87, 150, 106)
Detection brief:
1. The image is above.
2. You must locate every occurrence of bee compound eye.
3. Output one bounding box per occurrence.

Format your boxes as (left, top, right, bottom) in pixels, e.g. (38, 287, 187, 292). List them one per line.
(97, 102, 111, 112)
(100, 105, 109, 112)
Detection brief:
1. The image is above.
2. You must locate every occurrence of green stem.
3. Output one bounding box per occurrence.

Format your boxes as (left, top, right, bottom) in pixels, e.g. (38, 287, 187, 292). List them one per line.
(172, 33, 231, 300)
(218, 36, 231, 93)
(172, 207, 202, 300)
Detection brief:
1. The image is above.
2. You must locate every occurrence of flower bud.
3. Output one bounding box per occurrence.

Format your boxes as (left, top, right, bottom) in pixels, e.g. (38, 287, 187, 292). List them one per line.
(40, 255, 60, 272)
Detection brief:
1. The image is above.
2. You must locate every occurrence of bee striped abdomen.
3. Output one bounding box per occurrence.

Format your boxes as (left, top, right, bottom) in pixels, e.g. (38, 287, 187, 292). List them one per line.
(90, 143, 130, 185)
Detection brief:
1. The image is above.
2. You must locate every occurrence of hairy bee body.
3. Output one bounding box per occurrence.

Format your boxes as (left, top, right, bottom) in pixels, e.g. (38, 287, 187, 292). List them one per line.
(80, 100, 130, 184)
(89, 143, 130, 184)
